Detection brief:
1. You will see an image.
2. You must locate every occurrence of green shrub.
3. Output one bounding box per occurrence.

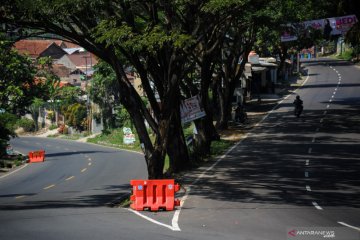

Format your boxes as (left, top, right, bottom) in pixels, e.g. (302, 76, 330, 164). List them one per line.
(49, 124, 58, 130)
(16, 118, 35, 132)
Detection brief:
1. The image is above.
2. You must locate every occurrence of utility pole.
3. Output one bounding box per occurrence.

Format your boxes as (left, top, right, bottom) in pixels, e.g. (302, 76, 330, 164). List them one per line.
(83, 54, 91, 134)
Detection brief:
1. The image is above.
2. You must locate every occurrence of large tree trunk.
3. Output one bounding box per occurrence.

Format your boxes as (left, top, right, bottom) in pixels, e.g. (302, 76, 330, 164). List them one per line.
(166, 109, 190, 174)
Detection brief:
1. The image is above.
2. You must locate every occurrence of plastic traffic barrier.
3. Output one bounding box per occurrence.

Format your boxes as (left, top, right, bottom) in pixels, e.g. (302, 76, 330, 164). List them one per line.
(28, 150, 45, 163)
(130, 179, 180, 211)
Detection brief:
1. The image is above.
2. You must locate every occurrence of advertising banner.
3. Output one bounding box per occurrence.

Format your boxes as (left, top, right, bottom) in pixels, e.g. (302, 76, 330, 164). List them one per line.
(281, 15, 358, 42)
(180, 95, 206, 124)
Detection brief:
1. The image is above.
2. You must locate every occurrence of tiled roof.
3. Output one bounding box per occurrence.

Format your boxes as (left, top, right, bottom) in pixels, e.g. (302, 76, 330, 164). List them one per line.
(61, 41, 81, 48)
(52, 64, 71, 78)
(13, 40, 60, 58)
(67, 52, 98, 68)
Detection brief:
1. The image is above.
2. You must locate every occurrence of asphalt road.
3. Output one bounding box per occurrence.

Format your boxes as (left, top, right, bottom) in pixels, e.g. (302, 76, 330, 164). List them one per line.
(0, 58, 359, 240)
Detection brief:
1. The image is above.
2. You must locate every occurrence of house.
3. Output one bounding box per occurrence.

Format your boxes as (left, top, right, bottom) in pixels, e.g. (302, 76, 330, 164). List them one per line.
(13, 39, 67, 60)
(55, 51, 98, 72)
(52, 64, 71, 82)
(245, 52, 279, 97)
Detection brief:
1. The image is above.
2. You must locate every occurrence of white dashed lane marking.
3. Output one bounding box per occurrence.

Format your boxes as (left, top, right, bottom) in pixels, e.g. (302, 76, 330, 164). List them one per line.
(312, 201, 323, 210)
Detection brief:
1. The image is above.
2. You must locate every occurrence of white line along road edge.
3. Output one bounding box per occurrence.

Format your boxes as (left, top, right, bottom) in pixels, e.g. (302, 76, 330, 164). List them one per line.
(127, 72, 311, 231)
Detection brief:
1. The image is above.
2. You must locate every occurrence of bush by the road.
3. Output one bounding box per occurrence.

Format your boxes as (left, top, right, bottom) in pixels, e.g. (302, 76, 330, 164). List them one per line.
(16, 118, 35, 132)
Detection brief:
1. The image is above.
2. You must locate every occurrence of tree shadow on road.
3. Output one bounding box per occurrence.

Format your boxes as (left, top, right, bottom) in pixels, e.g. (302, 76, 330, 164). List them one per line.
(179, 105, 360, 209)
(0, 184, 131, 210)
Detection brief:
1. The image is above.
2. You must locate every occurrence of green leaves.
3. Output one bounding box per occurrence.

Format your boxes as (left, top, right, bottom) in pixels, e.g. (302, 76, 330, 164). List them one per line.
(0, 35, 36, 114)
(94, 19, 194, 54)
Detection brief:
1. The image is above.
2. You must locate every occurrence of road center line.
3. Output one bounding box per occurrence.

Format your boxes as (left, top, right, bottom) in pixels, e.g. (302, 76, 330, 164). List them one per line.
(88, 162, 92, 166)
(15, 195, 25, 199)
(305, 172, 309, 178)
(305, 160, 309, 166)
(306, 185, 311, 191)
(81, 168, 87, 173)
(66, 176, 75, 181)
(326, 105, 330, 108)
(312, 201, 323, 210)
(312, 137, 316, 143)
(44, 184, 55, 190)
(337, 222, 360, 232)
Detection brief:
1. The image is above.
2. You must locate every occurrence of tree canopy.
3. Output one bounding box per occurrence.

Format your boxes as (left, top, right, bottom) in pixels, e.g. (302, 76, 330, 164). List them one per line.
(0, 0, 339, 178)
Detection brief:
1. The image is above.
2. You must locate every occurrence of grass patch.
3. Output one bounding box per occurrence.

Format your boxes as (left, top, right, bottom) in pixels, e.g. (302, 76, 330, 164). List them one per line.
(87, 128, 145, 152)
(332, 49, 353, 61)
(210, 139, 234, 157)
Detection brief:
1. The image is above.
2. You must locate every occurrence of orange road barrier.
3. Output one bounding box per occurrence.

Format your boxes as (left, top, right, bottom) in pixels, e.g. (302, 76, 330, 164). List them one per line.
(28, 150, 45, 163)
(130, 179, 180, 211)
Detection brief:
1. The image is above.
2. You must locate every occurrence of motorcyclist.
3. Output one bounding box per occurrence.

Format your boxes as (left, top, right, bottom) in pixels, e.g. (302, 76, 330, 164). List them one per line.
(293, 95, 303, 117)
(235, 102, 247, 123)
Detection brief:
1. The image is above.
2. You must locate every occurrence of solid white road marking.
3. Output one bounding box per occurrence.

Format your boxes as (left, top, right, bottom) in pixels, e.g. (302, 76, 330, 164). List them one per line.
(312, 201, 323, 210)
(44, 184, 55, 190)
(306, 185, 311, 191)
(128, 209, 180, 231)
(0, 164, 28, 179)
(81, 168, 87, 173)
(337, 222, 360, 232)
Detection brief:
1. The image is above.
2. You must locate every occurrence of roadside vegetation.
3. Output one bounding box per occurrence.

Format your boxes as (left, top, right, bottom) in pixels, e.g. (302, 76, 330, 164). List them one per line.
(1, 0, 359, 179)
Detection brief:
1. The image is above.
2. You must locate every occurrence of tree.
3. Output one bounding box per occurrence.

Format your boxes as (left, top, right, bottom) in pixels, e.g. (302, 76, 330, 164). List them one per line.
(0, 112, 17, 157)
(0, 34, 37, 114)
(90, 61, 121, 130)
(1, 0, 330, 178)
(28, 98, 45, 131)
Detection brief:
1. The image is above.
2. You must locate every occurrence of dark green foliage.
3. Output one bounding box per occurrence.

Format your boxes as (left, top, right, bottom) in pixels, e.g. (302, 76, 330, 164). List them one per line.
(0, 35, 37, 114)
(63, 103, 87, 131)
(15, 118, 35, 132)
(0, 113, 17, 157)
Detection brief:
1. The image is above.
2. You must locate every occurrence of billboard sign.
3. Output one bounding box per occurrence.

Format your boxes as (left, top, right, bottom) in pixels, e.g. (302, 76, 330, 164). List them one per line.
(281, 15, 358, 42)
(180, 95, 206, 124)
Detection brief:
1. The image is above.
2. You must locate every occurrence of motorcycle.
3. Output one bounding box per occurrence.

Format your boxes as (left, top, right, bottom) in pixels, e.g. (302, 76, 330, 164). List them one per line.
(294, 105, 303, 118)
(235, 105, 248, 123)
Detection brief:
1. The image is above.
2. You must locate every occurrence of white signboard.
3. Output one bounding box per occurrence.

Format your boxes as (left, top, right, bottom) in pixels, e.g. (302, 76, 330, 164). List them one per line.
(123, 127, 136, 144)
(180, 95, 206, 124)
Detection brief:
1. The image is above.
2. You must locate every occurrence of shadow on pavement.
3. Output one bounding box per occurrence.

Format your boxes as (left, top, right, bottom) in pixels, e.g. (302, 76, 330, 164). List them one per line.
(180, 104, 360, 209)
(0, 184, 130, 210)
